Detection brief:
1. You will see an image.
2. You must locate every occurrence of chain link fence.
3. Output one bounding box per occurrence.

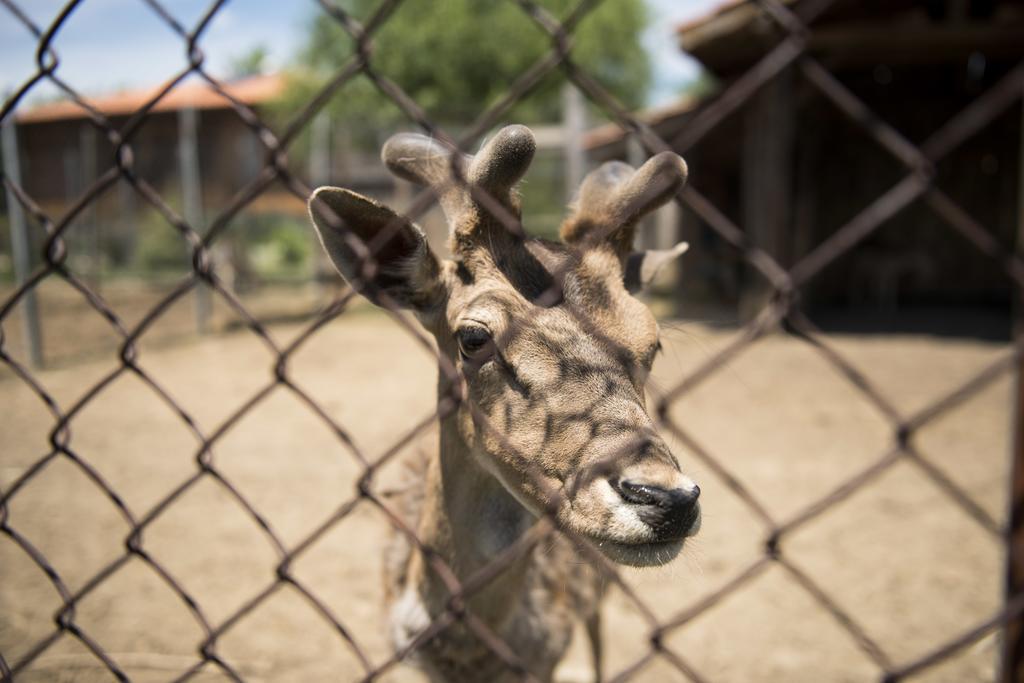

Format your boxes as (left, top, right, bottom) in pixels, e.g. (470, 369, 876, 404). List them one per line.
(1, 0, 1022, 681)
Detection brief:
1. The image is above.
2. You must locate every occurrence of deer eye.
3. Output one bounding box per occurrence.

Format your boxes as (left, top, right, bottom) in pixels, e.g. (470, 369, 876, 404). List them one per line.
(456, 326, 493, 362)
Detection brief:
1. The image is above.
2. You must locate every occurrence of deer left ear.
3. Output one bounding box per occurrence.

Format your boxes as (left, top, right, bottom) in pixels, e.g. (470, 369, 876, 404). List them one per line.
(309, 186, 444, 312)
(624, 241, 689, 293)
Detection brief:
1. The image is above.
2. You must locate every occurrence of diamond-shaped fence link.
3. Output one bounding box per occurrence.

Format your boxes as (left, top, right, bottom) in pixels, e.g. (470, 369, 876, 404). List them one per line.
(0, 0, 1022, 681)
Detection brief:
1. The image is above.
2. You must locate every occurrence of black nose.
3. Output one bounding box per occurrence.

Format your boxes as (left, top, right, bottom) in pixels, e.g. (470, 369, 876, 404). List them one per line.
(614, 479, 701, 541)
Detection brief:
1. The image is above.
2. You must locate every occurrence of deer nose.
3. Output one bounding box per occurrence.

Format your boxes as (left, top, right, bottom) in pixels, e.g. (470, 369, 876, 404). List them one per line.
(613, 479, 701, 541)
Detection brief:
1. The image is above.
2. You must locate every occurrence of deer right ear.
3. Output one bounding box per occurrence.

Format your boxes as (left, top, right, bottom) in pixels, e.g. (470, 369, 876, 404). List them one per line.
(309, 187, 444, 312)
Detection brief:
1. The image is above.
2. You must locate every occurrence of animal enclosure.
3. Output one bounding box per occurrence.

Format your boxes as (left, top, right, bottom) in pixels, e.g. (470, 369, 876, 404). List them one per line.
(2, 1, 1024, 682)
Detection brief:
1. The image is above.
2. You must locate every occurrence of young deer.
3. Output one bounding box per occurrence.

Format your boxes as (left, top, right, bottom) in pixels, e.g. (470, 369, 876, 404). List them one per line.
(308, 125, 700, 682)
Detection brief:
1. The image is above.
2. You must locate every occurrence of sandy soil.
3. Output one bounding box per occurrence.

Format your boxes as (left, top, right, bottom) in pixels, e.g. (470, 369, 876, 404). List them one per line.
(0, 309, 1013, 682)
(0, 278, 327, 368)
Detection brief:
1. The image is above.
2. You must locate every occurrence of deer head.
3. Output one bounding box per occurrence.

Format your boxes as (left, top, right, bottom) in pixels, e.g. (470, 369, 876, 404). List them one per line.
(309, 125, 699, 567)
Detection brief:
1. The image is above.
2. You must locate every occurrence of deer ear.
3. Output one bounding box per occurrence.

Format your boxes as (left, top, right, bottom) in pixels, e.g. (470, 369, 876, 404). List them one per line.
(624, 241, 689, 294)
(309, 187, 444, 312)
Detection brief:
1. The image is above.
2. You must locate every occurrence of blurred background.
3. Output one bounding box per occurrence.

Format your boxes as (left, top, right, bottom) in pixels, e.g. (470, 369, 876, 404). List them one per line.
(1, 0, 1021, 681)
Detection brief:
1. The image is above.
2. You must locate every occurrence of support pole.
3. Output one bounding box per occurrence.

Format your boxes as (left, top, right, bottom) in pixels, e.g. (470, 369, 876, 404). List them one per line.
(1000, 91, 1024, 683)
(740, 67, 794, 321)
(309, 111, 331, 299)
(79, 122, 98, 288)
(627, 136, 667, 252)
(177, 106, 210, 334)
(1, 114, 43, 367)
(309, 111, 331, 187)
(628, 135, 680, 295)
(1006, 357, 1024, 683)
(627, 136, 648, 247)
(562, 83, 585, 205)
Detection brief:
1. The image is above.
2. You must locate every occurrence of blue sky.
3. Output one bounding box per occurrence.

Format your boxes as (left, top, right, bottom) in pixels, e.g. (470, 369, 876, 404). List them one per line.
(1, 0, 719, 109)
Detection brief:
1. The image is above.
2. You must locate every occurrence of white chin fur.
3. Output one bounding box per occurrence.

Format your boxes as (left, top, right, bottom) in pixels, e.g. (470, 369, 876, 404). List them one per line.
(592, 537, 686, 567)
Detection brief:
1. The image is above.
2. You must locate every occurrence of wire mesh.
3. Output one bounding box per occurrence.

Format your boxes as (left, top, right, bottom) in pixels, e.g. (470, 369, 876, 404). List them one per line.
(1, 0, 1022, 681)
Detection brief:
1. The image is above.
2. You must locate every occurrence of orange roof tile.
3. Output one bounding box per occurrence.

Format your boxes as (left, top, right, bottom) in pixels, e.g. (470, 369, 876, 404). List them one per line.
(15, 73, 285, 124)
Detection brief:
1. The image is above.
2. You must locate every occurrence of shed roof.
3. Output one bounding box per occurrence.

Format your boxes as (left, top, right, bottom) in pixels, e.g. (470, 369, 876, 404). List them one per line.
(16, 73, 285, 124)
(582, 96, 700, 152)
(676, 0, 1024, 76)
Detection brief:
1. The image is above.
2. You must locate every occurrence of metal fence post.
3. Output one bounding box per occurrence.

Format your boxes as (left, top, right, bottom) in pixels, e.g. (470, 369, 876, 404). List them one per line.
(1005, 366, 1024, 682)
(177, 106, 210, 334)
(1001, 87, 1024, 683)
(1, 113, 43, 368)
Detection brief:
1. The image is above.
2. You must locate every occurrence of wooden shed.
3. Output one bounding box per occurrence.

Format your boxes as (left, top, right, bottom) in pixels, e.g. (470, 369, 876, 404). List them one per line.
(587, 0, 1024, 327)
(13, 74, 289, 219)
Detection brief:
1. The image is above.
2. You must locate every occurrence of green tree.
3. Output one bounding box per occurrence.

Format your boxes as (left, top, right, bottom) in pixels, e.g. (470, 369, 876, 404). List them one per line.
(285, 0, 649, 133)
(231, 45, 270, 78)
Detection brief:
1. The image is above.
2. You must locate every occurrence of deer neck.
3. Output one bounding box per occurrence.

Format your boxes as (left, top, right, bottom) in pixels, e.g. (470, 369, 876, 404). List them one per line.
(409, 401, 536, 628)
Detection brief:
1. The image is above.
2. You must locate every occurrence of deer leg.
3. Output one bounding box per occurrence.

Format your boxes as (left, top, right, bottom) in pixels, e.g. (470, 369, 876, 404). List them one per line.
(586, 609, 602, 683)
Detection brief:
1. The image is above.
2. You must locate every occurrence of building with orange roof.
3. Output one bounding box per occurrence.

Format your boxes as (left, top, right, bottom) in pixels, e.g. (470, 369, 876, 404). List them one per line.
(10, 74, 288, 221)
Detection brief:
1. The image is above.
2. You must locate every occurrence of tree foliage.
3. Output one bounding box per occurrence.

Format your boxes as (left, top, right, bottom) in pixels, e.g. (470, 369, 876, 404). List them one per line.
(285, 0, 649, 132)
(230, 45, 270, 78)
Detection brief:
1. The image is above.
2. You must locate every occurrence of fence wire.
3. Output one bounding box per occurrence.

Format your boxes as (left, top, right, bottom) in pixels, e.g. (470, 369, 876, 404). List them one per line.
(1, 0, 1023, 681)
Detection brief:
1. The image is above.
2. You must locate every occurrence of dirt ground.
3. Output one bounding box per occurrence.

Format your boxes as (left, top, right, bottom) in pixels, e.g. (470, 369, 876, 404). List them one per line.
(0, 307, 1013, 682)
(0, 278, 327, 368)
